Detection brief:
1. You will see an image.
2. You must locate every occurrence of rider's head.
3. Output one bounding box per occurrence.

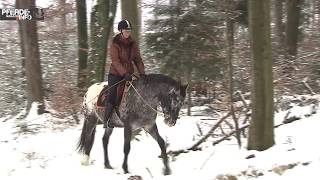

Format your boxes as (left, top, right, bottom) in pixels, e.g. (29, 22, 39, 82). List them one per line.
(118, 19, 132, 39)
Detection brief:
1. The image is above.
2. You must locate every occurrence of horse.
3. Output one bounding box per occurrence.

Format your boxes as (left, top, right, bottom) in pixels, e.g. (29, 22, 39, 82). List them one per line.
(77, 74, 188, 175)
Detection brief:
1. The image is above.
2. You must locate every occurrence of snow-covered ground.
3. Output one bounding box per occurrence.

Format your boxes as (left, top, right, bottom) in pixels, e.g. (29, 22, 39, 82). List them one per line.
(1, 95, 319, 180)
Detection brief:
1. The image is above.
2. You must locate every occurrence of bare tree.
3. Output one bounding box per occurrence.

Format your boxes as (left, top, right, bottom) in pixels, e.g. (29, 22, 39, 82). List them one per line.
(247, 0, 275, 151)
(274, 0, 285, 49)
(285, 0, 301, 57)
(18, 0, 45, 114)
(76, 0, 88, 90)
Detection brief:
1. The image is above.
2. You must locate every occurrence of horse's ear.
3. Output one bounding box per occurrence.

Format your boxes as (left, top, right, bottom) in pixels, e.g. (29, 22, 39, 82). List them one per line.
(180, 84, 188, 97)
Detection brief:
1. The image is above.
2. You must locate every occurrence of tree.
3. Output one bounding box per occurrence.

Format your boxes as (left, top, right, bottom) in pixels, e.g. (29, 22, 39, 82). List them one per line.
(285, 0, 301, 57)
(121, 0, 140, 45)
(15, 0, 26, 73)
(225, 0, 241, 147)
(274, 0, 285, 49)
(145, 0, 224, 80)
(145, 0, 225, 114)
(76, 0, 88, 90)
(18, 0, 45, 114)
(247, 0, 275, 151)
(87, 0, 117, 84)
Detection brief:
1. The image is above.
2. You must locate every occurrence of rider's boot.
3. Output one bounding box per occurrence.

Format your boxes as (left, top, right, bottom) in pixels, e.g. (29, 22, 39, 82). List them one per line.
(103, 102, 114, 128)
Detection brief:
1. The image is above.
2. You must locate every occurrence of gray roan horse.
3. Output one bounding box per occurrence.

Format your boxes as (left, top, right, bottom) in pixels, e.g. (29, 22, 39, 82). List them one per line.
(77, 74, 188, 175)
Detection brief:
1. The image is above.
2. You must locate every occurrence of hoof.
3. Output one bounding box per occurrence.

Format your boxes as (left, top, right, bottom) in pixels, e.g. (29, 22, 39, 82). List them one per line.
(128, 175, 143, 180)
(81, 155, 90, 166)
(123, 164, 129, 174)
(104, 164, 113, 169)
(163, 168, 171, 175)
(124, 170, 129, 174)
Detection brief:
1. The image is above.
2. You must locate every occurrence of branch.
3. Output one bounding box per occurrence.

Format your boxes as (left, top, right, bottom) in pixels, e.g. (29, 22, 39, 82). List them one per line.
(235, 91, 248, 109)
(189, 112, 231, 150)
(302, 78, 316, 95)
(212, 124, 249, 146)
(168, 112, 231, 156)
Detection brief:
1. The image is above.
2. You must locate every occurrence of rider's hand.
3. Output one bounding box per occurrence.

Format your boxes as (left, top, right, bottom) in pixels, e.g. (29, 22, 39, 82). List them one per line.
(124, 73, 132, 81)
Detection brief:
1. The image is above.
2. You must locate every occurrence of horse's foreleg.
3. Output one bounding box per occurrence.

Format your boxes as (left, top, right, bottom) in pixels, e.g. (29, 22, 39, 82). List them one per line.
(103, 127, 114, 169)
(122, 125, 132, 174)
(147, 124, 171, 175)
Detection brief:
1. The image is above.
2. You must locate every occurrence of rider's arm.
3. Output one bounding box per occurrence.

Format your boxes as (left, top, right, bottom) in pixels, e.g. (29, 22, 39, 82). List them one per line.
(110, 43, 127, 76)
(132, 43, 145, 75)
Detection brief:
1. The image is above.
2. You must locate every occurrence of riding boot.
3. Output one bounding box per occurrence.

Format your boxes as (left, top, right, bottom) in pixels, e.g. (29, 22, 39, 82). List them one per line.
(103, 102, 114, 128)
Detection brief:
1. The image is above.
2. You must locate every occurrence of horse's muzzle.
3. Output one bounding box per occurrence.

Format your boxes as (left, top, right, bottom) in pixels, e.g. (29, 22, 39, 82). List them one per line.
(164, 114, 176, 127)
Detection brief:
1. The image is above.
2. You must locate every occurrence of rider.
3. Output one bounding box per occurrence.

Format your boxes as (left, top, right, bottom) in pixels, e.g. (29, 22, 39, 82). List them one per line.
(104, 19, 146, 128)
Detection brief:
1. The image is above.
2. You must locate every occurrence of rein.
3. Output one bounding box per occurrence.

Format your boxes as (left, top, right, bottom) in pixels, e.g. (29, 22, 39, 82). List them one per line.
(128, 81, 163, 114)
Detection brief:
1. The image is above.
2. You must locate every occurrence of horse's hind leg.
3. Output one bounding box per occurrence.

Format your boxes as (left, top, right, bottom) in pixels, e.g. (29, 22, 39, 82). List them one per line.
(146, 124, 171, 175)
(79, 114, 97, 166)
(102, 127, 114, 169)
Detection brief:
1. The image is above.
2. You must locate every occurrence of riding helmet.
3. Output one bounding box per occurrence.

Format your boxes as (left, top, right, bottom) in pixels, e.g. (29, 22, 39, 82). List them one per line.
(118, 19, 132, 31)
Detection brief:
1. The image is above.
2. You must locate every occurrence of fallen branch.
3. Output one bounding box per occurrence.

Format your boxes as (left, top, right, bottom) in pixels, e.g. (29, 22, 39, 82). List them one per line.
(168, 112, 231, 156)
(212, 124, 249, 146)
(189, 111, 231, 150)
(196, 122, 204, 136)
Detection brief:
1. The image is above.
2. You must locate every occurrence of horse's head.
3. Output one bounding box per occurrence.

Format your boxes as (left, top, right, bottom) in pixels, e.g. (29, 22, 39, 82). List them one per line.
(161, 84, 188, 127)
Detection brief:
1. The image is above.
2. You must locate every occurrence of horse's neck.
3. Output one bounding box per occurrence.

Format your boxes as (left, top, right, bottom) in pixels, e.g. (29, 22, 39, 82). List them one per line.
(151, 83, 171, 101)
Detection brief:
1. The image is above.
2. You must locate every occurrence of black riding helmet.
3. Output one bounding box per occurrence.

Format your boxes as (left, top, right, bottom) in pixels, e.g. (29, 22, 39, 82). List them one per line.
(118, 19, 132, 31)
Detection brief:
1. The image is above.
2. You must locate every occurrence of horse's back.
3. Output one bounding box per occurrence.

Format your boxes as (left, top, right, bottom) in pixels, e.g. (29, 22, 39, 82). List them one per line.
(83, 82, 108, 114)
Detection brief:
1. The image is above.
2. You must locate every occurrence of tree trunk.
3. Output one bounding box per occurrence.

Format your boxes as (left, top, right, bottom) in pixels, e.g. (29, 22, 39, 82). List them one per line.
(87, 0, 116, 84)
(121, 0, 140, 45)
(274, 0, 285, 49)
(186, 66, 192, 116)
(76, 0, 88, 90)
(18, 0, 45, 114)
(59, 0, 67, 65)
(15, 0, 25, 75)
(247, 0, 275, 151)
(226, 18, 241, 147)
(285, 0, 301, 57)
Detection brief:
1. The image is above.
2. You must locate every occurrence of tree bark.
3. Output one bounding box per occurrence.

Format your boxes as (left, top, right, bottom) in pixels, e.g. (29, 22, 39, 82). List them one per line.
(247, 0, 275, 151)
(15, 0, 25, 75)
(285, 0, 301, 57)
(274, 0, 285, 49)
(76, 0, 88, 90)
(18, 0, 45, 114)
(226, 18, 241, 147)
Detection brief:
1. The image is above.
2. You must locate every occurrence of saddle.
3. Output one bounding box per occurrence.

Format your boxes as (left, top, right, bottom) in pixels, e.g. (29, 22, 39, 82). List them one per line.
(97, 75, 138, 109)
(96, 81, 127, 108)
(96, 77, 137, 127)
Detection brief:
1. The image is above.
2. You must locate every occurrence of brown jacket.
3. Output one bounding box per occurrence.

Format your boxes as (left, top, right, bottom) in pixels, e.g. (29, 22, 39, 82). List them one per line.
(109, 34, 145, 77)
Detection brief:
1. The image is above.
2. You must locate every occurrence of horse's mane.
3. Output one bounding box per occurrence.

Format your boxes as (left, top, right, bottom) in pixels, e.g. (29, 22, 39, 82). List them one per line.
(144, 74, 180, 87)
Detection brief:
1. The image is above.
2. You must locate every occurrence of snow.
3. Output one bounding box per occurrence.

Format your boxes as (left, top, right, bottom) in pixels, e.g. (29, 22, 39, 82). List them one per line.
(1, 95, 320, 180)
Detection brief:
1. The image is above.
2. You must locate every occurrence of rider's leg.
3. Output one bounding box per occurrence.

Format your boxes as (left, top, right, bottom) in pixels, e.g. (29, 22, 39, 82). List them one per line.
(104, 74, 122, 128)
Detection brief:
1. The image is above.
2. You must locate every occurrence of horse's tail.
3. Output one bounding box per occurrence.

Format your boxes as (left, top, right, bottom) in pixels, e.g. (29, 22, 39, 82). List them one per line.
(76, 116, 97, 154)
